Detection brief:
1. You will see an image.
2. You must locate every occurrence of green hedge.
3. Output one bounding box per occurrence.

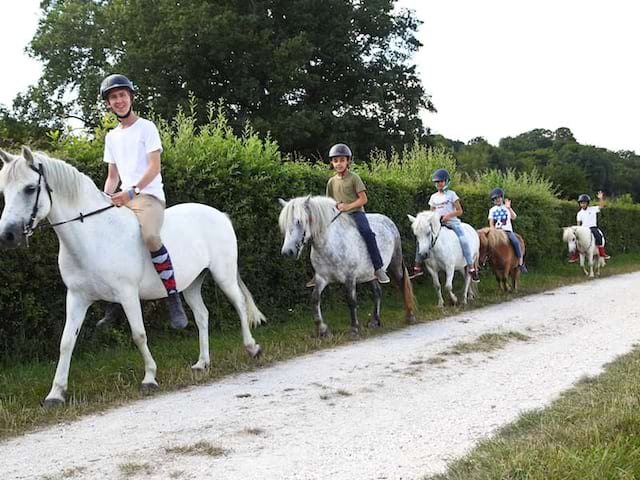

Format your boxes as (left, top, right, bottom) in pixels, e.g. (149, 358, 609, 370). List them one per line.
(1, 109, 640, 363)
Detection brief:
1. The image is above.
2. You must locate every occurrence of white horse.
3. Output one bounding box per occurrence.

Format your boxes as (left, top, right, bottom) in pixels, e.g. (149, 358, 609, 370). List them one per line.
(408, 211, 480, 307)
(0, 147, 265, 407)
(563, 226, 605, 278)
(279, 196, 416, 336)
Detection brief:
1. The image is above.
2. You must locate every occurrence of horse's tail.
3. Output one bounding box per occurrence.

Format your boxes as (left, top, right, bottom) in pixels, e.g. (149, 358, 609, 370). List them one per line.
(389, 237, 417, 320)
(237, 273, 266, 328)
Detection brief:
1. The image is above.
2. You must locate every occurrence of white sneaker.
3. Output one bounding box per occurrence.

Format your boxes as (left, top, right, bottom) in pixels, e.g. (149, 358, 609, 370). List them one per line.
(375, 269, 391, 284)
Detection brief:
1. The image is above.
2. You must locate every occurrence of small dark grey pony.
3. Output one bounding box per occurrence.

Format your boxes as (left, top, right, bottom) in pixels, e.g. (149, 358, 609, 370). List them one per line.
(279, 196, 416, 335)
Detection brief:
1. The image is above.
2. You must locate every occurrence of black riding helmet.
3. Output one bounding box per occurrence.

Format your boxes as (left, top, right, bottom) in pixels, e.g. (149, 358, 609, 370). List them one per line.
(578, 194, 591, 203)
(100, 74, 135, 100)
(490, 187, 504, 200)
(329, 143, 353, 159)
(431, 168, 450, 182)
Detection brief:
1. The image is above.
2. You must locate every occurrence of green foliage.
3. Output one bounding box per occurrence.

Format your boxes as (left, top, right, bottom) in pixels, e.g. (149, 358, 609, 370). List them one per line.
(2, 106, 640, 364)
(20, 0, 432, 159)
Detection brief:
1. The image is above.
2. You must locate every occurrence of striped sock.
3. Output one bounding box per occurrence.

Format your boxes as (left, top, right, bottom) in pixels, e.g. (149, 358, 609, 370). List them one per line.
(150, 245, 177, 295)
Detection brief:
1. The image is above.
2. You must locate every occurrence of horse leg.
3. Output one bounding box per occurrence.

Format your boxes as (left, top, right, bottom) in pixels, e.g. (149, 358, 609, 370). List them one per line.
(120, 294, 159, 394)
(312, 278, 330, 337)
(445, 268, 458, 305)
(461, 267, 471, 304)
(182, 273, 210, 371)
(345, 278, 359, 335)
(214, 273, 262, 358)
(426, 265, 445, 307)
(368, 280, 382, 328)
(588, 252, 595, 278)
(44, 290, 91, 408)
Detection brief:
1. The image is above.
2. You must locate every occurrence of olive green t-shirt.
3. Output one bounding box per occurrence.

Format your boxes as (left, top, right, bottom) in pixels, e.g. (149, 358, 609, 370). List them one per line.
(326, 170, 366, 213)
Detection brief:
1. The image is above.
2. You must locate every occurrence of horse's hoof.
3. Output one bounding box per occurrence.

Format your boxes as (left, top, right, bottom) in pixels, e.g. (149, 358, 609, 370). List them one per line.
(191, 362, 210, 372)
(43, 397, 65, 409)
(406, 314, 416, 324)
(318, 325, 331, 338)
(367, 320, 381, 328)
(350, 328, 359, 337)
(250, 345, 263, 359)
(140, 382, 159, 395)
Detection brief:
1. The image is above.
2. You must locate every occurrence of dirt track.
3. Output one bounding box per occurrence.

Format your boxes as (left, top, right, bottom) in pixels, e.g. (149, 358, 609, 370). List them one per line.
(3, 272, 640, 480)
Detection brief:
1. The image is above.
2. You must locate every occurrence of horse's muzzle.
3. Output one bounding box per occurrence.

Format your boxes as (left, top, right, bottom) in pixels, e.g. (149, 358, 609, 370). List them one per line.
(0, 223, 26, 249)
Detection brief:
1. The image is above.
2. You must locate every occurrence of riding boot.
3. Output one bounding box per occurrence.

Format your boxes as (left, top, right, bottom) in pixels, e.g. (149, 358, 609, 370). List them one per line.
(598, 246, 611, 259)
(375, 269, 391, 284)
(166, 293, 188, 329)
(467, 265, 480, 283)
(568, 251, 579, 263)
(97, 302, 123, 327)
(409, 263, 423, 279)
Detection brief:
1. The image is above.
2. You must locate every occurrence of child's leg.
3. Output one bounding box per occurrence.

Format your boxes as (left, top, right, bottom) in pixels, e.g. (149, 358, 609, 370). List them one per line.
(591, 227, 610, 258)
(351, 212, 383, 269)
(446, 220, 474, 267)
(505, 231, 523, 264)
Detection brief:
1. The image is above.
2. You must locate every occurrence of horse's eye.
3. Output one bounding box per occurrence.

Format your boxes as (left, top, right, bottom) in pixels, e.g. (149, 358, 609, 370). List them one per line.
(24, 185, 37, 195)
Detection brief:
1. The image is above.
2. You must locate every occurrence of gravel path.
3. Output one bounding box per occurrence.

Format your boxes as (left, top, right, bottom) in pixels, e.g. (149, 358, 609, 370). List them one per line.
(3, 272, 640, 480)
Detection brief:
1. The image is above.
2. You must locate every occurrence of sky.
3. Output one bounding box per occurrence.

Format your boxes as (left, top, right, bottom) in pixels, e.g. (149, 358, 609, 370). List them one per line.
(1, 0, 639, 153)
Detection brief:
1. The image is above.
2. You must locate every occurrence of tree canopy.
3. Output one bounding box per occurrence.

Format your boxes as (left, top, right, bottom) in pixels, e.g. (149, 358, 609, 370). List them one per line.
(17, 0, 434, 159)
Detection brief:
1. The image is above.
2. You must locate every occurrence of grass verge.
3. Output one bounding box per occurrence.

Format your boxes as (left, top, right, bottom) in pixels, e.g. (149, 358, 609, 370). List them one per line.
(1, 253, 640, 442)
(425, 345, 640, 480)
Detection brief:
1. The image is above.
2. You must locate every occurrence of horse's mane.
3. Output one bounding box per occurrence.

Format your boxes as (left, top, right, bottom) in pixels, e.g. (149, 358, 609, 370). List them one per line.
(563, 225, 592, 249)
(412, 210, 440, 236)
(477, 227, 509, 249)
(279, 195, 345, 239)
(0, 151, 96, 204)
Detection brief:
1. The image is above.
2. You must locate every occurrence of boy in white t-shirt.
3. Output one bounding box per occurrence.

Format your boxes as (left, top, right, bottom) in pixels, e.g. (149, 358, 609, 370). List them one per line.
(412, 168, 479, 282)
(487, 188, 526, 272)
(570, 191, 610, 262)
(98, 74, 187, 329)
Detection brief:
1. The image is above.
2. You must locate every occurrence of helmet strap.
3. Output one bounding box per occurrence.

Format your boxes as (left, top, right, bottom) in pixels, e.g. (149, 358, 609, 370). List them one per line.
(116, 106, 133, 120)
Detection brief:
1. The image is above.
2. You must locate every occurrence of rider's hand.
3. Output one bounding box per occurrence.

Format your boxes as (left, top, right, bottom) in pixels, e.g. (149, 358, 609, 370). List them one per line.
(505, 198, 512, 208)
(597, 191, 604, 200)
(336, 202, 348, 212)
(111, 191, 130, 207)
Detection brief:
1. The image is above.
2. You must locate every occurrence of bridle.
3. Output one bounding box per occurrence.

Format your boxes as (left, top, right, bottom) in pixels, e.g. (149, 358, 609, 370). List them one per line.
(22, 162, 114, 241)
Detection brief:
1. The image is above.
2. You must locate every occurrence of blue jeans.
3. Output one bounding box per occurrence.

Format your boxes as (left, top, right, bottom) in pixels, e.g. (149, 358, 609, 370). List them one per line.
(444, 219, 474, 266)
(350, 212, 384, 270)
(505, 230, 522, 259)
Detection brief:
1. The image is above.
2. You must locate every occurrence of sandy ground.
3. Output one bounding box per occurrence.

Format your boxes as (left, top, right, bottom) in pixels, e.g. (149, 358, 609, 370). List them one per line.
(3, 272, 640, 480)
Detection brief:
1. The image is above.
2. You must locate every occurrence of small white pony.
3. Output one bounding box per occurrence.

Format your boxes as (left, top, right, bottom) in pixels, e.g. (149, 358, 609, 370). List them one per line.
(563, 226, 605, 277)
(0, 147, 265, 407)
(408, 211, 480, 307)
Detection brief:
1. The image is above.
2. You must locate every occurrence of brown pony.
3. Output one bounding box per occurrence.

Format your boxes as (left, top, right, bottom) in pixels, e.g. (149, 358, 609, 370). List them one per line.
(477, 228, 525, 292)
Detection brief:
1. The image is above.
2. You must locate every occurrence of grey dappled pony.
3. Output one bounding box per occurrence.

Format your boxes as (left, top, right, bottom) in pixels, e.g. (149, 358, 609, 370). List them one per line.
(279, 196, 416, 336)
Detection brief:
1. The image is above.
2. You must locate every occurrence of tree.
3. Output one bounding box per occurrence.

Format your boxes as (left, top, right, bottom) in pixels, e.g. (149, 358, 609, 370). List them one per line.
(18, 0, 433, 159)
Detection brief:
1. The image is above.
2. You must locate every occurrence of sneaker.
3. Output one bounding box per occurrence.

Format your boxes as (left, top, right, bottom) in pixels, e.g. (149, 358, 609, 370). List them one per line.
(519, 264, 528, 273)
(306, 277, 316, 288)
(166, 293, 188, 329)
(375, 269, 391, 284)
(568, 253, 579, 263)
(409, 264, 423, 280)
(469, 268, 480, 283)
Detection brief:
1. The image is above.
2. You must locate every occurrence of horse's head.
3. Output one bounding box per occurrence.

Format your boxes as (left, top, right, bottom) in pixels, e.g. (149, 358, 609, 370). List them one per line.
(562, 226, 578, 254)
(0, 147, 52, 248)
(408, 211, 441, 263)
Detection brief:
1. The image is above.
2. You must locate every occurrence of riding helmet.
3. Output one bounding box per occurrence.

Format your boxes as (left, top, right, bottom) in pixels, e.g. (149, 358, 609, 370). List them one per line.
(490, 187, 504, 200)
(431, 168, 450, 182)
(577, 194, 591, 203)
(328, 143, 353, 159)
(100, 74, 135, 100)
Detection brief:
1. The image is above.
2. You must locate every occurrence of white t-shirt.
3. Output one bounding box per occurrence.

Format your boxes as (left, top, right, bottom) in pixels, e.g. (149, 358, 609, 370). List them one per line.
(488, 205, 513, 231)
(429, 190, 459, 216)
(576, 206, 600, 228)
(104, 118, 165, 203)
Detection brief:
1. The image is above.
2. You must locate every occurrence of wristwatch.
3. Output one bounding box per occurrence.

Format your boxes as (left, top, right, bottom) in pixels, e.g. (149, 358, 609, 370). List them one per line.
(133, 186, 141, 195)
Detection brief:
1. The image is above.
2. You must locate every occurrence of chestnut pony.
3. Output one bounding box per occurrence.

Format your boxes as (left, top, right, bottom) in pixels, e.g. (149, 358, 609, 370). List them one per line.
(477, 227, 525, 292)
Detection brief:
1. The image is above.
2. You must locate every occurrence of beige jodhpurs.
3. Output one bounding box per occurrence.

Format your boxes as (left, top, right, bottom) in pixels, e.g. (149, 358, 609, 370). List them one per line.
(127, 194, 165, 251)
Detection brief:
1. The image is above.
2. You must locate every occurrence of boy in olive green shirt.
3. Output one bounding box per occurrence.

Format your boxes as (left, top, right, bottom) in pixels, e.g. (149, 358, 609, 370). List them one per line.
(325, 143, 390, 284)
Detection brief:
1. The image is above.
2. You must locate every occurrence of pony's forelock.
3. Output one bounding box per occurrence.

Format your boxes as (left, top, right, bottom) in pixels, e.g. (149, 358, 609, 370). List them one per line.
(278, 196, 340, 239)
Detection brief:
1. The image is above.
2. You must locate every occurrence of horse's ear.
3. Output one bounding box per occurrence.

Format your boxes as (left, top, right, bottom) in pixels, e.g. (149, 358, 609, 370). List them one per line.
(0, 149, 14, 165)
(278, 198, 288, 208)
(407, 214, 416, 224)
(304, 195, 311, 208)
(21, 146, 35, 166)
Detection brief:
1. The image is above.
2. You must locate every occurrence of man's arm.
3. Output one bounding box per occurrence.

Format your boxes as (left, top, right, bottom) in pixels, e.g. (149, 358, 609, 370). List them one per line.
(104, 163, 120, 194)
